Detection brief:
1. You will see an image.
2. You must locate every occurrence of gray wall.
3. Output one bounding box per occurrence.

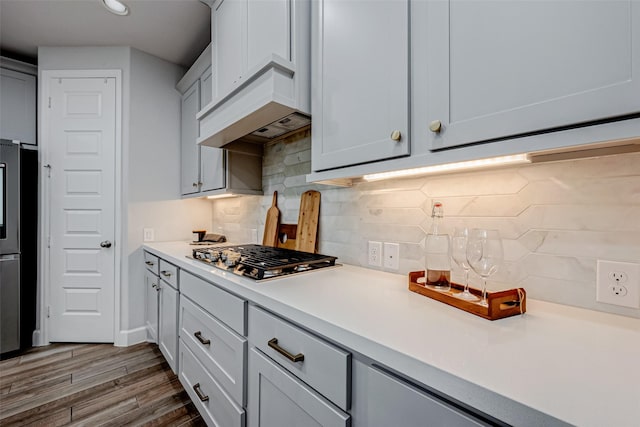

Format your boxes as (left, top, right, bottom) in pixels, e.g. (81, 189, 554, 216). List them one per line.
(213, 134, 640, 319)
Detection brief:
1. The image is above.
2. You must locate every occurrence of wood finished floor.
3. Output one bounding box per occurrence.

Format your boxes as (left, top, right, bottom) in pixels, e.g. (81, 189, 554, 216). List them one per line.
(0, 343, 206, 426)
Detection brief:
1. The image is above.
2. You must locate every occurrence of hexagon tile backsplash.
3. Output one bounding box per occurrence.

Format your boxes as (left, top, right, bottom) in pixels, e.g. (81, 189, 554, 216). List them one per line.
(212, 135, 640, 318)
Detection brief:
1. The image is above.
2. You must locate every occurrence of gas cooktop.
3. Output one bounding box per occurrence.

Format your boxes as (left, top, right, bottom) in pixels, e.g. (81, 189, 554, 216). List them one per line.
(190, 244, 338, 280)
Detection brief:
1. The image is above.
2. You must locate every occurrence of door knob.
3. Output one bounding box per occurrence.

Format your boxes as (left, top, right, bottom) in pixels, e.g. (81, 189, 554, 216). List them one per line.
(100, 240, 112, 248)
(429, 120, 442, 133)
(390, 130, 402, 142)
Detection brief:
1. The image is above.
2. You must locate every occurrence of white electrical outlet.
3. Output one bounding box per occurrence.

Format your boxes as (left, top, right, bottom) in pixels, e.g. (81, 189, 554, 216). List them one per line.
(383, 243, 400, 271)
(596, 260, 640, 308)
(368, 241, 382, 267)
(143, 228, 155, 242)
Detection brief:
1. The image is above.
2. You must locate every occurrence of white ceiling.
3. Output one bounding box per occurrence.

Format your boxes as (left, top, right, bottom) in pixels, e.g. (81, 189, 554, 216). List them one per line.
(0, 0, 211, 68)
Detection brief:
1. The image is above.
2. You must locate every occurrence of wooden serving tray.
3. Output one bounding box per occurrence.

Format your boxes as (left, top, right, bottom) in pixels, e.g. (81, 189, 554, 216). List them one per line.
(408, 271, 526, 320)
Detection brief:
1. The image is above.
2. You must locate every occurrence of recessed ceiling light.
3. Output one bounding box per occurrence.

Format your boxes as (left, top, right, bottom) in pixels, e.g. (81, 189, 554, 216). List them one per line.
(102, 0, 129, 16)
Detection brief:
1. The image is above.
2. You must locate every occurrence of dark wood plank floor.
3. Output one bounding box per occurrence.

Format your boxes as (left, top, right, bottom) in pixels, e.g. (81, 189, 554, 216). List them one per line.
(0, 343, 206, 426)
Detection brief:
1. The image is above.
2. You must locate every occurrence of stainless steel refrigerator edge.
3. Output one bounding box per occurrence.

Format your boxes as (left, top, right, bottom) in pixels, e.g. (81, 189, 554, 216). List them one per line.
(0, 140, 21, 354)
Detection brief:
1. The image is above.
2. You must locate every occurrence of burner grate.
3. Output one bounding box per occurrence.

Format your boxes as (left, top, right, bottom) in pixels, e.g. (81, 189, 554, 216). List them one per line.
(191, 244, 337, 280)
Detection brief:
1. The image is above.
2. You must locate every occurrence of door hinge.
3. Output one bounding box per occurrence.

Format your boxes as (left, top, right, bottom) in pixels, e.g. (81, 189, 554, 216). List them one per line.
(44, 164, 51, 178)
(47, 306, 51, 318)
(48, 97, 52, 109)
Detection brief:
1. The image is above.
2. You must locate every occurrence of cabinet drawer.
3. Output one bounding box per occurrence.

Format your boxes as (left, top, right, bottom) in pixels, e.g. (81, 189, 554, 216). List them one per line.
(143, 251, 159, 275)
(248, 305, 351, 411)
(180, 296, 247, 405)
(180, 270, 246, 335)
(248, 347, 350, 427)
(159, 259, 178, 289)
(179, 341, 245, 427)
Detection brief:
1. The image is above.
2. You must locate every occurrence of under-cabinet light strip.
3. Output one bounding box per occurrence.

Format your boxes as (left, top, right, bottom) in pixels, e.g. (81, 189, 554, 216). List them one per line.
(362, 154, 531, 182)
(206, 193, 237, 200)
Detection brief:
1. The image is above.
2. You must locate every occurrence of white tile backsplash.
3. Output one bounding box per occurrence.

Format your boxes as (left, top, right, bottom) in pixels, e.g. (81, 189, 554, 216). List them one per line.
(212, 134, 640, 318)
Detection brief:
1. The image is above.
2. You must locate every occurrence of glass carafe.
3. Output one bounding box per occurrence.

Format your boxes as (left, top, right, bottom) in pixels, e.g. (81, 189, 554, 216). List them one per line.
(425, 202, 451, 291)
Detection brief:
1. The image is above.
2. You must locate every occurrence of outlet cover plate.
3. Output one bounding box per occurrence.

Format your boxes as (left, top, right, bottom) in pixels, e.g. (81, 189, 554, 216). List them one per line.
(143, 228, 155, 242)
(596, 260, 640, 308)
(368, 241, 382, 267)
(384, 243, 400, 270)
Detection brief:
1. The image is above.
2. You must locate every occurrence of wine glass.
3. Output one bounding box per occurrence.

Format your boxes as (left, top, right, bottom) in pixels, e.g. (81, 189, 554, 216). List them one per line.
(451, 227, 478, 301)
(466, 229, 503, 306)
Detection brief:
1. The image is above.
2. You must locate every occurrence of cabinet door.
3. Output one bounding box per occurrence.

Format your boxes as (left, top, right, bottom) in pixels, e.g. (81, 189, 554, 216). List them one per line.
(199, 66, 226, 192)
(427, 0, 640, 150)
(213, 0, 246, 100)
(247, 0, 290, 70)
(159, 281, 179, 373)
(312, 0, 410, 171)
(181, 81, 201, 195)
(0, 68, 36, 144)
(248, 348, 351, 427)
(144, 270, 159, 344)
(351, 360, 490, 427)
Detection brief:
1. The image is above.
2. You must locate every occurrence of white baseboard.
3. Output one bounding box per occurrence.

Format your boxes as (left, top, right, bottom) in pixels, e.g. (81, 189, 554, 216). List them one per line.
(115, 326, 148, 347)
(32, 329, 46, 347)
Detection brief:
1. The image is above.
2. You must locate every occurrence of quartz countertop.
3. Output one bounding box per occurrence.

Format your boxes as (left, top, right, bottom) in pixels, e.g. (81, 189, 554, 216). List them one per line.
(143, 241, 640, 427)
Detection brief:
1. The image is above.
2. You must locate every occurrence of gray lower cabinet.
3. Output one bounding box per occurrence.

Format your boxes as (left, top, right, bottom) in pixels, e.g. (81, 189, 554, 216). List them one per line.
(248, 347, 350, 427)
(177, 270, 248, 426)
(158, 272, 179, 373)
(351, 359, 492, 427)
(247, 304, 351, 426)
(179, 341, 245, 427)
(143, 269, 159, 344)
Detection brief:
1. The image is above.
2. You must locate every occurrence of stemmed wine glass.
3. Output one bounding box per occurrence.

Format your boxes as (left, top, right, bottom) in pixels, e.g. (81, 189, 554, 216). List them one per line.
(451, 227, 478, 301)
(466, 229, 503, 306)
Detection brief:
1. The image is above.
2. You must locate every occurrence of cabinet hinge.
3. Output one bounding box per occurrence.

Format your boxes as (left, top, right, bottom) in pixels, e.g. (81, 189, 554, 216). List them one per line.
(47, 306, 51, 318)
(47, 236, 51, 248)
(48, 97, 51, 109)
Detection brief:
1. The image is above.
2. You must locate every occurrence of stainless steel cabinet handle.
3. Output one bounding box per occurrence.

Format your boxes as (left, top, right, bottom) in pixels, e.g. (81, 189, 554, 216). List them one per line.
(194, 331, 211, 346)
(429, 120, 442, 133)
(193, 383, 209, 402)
(145, 261, 154, 266)
(268, 338, 304, 363)
(161, 270, 172, 277)
(390, 130, 402, 142)
(100, 240, 112, 248)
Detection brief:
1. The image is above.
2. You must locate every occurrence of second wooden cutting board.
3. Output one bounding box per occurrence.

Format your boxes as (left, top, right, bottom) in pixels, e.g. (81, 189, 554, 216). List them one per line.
(295, 190, 320, 253)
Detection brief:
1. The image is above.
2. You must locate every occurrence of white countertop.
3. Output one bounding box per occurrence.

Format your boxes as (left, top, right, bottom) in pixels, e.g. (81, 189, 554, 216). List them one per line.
(144, 241, 640, 427)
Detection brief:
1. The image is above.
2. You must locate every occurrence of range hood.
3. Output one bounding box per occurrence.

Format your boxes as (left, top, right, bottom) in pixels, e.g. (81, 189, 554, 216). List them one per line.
(197, 54, 310, 151)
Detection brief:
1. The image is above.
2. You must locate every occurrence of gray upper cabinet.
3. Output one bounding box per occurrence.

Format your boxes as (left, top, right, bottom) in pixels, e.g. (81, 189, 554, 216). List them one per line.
(181, 80, 202, 195)
(179, 45, 261, 197)
(198, 66, 226, 193)
(426, 0, 640, 150)
(311, 0, 410, 172)
(0, 64, 36, 145)
(212, 0, 291, 103)
(212, 0, 245, 100)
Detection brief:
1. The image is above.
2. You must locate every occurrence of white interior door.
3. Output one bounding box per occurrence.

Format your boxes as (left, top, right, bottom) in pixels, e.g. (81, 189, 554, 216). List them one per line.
(47, 76, 116, 342)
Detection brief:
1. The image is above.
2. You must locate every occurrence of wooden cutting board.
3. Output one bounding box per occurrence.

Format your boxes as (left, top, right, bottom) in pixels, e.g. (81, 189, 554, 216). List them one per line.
(295, 190, 321, 253)
(262, 191, 280, 247)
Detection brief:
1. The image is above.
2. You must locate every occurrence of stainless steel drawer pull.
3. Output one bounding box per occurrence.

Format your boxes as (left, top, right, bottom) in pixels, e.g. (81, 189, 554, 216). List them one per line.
(194, 331, 210, 346)
(145, 261, 154, 266)
(193, 383, 209, 402)
(161, 270, 172, 277)
(268, 338, 304, 363)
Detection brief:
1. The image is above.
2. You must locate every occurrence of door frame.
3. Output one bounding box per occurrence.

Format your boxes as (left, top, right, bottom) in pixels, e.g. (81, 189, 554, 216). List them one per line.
(37, 69, 123, 346)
